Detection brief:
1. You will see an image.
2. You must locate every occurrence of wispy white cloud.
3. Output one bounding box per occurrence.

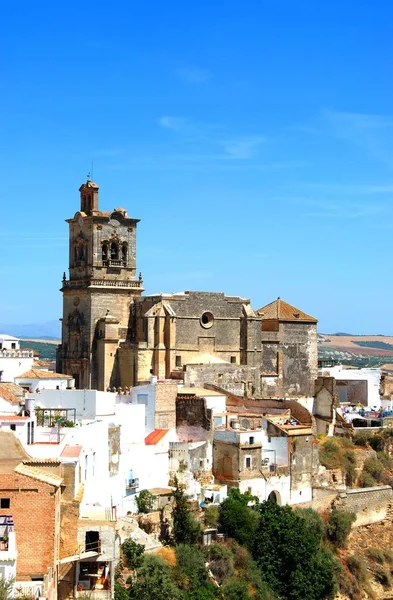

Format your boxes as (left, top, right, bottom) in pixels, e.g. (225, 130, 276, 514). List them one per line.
(175, 67, 210, 83)
(324, 110, 393, 167)
(158, 116, 188, 131)
(157, 116, 266, 160)
(223, 136, 266, 159)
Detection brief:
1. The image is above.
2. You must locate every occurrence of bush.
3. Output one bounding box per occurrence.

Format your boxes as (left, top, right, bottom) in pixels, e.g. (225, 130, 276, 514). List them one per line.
(358, 470, 376, 488)
(319, 439, 342, 469)
(347, 555, 368, 584)
(373, 563, 391, 587)
(342, 450, 357, 486)
(122, 538, 144, 570)
(222, 579, 252, 600)
(369, 435, 385, 452)
(219, 489, 260, 548)
(206, 544, 234, 586)
(354, 431, 371, 447)
(204, 504, 219, 528)
(376, 451, 393, 469)
(135, 490, 155, 514)
(366, 547, 385, 565)
(326, 509, 356, 547)
(294, 507, 325, 543)
(363, 456, 384, 482)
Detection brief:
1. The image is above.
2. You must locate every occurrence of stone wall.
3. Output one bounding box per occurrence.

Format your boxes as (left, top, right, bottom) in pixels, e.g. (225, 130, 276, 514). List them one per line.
(155, 381, 177, 429)
(336, 486, 393, 527)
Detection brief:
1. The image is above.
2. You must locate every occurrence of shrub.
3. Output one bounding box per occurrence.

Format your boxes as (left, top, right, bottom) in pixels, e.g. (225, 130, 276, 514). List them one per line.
(376, 451, 393, 469)
(135, 490, 155, 514)
(384, 549, 393, 565)
(319, 438, 342, 469)
(326, 509, 356, 547)
(294, 507, 325, 543)
(342, 450, 357, 486)
(358, 470, 376, 488)
(204, 504, 220, 528)
(172, 477, 201, 545)
(373, 563, 391, 587)
(362, 456, 384, 483)
(347, 555, 368, 583)
(206, 544, 234, 585)
(366, 547, 385, 565)
(122, 538, 144, 570)
(354, 431, 371, 447)
(369, 435, 385, 452)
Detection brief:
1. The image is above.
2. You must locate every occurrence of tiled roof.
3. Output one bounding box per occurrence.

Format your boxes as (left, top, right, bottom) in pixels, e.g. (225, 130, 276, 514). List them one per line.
(0, 384, 22, 405)
(15, 369, 73, 380)
(61, 445, 82, 458)
(14, 463, 63, 487)
(145, 429, 169, 445)
(257, 298, 317, 323)
(0, 415, 29, 421)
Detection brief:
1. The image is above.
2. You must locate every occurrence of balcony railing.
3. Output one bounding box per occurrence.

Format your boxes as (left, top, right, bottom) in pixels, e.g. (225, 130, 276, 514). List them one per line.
(126, 478, 139, 494)
(103, 259, 126, 268)
(85, 541, 101, 554)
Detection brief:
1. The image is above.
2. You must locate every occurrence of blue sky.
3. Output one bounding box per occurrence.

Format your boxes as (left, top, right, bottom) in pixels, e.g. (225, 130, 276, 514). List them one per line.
(1, 1, 392, 334)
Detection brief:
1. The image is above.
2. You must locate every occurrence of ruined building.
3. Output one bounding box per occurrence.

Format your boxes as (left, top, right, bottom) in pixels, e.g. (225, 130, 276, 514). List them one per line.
(57, 180, 318, 398)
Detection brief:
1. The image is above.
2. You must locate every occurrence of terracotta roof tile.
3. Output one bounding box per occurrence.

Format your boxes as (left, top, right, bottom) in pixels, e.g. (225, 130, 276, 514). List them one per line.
(14, 463, 63, 487)
(145, 429, 169, 445)
(257, 298, 317, 323)
(0, 384, 22, 405)
(15, 369, 73, 380)
(0, 415, 28, 421)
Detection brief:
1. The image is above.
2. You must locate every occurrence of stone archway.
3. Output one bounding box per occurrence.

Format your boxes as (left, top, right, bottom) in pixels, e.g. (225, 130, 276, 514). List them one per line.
(268, 490, 281, 505)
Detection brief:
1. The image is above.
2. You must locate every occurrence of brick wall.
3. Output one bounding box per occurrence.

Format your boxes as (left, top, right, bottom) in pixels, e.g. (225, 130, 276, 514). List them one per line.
(155, 382, 177, 429)
(0, 473, 60, 579)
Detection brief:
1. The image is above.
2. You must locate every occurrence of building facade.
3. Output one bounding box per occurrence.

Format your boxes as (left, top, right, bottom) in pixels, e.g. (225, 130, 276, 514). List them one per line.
(57, 181, 318, 399)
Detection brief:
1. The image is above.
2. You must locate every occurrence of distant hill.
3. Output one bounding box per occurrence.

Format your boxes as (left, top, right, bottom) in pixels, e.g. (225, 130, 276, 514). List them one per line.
(0, 320, 61, 340)
(319, 334, 393, 369)
(19, 340, 58, 360)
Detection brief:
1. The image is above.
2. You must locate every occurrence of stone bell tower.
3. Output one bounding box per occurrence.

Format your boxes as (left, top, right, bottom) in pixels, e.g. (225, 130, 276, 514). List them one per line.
(56, 178, 144, 389)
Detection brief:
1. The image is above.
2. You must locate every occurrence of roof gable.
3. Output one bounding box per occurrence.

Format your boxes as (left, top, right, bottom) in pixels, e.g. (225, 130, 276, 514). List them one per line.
(257, 298, 317, 323)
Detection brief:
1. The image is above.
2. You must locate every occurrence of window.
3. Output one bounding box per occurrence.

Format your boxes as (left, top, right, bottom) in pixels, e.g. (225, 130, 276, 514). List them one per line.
(268, 436, 271, 443)
(122, 242, 128, 262)
(10, 424, 16, 431)
(200, 311, 214, 329)
(85, 531, 100, 553)
(110, 242, 119, 260)
(230, 356, 236, 364)
(11, 343, 16, 350)
(175, 355, 182, 367)
(0, 499, 10, 509)
(249, 436, 254, 445)
(102, 243, 108, 262)
(245, 456, 251, 469)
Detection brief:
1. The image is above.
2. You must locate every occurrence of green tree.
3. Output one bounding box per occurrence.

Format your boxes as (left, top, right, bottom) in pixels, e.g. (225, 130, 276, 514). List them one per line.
(122, 538, 144, 570)
(326, 509, 356, 547)
(294, 507, 325, 543)
(218, 488, 259, 548)
(135, 490, 154, 514)
(252, 501, 337, 600)
(174, 544, 217, 599)
(128, 555, 181, 600)
(172, 477, 201, 545)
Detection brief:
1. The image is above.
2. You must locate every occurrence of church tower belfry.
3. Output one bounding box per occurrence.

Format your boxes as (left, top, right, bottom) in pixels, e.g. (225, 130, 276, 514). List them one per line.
(57, 179, 144, 390)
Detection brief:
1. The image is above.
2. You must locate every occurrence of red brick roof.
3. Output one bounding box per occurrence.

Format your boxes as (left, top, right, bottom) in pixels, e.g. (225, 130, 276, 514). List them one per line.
(257, 298, 317, 323)
(145, 429, 169, 445)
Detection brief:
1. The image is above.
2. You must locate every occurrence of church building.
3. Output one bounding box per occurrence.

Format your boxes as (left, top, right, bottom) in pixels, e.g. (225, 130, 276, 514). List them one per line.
(57, 180, 318, 399)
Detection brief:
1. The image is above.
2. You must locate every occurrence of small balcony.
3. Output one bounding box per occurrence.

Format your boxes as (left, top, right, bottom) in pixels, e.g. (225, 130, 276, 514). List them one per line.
(126, 478, 139, 495)
(103, 259, 126, 268)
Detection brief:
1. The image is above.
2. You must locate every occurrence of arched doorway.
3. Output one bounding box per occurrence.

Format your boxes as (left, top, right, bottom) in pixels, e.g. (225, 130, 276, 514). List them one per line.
(267, 490, 281, 505)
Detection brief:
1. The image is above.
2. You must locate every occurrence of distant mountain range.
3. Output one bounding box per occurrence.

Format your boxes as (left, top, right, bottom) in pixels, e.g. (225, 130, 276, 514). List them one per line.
(0, 320, 61, 340)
